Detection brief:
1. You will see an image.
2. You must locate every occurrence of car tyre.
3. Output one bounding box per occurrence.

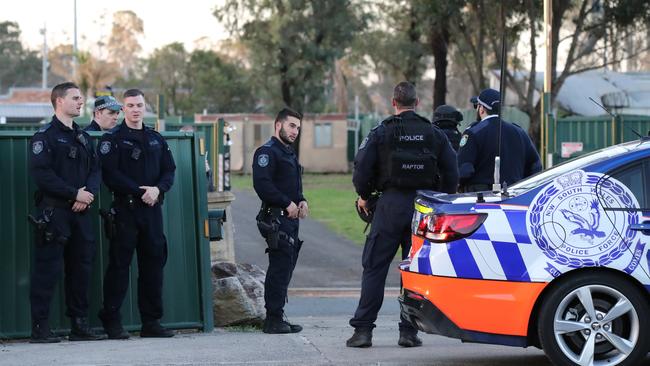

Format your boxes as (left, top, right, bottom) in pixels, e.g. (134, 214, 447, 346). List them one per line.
(538, 272, 649, 366)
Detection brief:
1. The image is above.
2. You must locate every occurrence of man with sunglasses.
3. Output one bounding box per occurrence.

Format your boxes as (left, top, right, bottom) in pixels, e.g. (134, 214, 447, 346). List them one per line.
(458, 88, 541, 192)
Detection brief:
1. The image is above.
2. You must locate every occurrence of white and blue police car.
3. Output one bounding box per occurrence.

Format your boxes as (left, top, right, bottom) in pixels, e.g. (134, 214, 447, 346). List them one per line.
(400, 139, 650, 366)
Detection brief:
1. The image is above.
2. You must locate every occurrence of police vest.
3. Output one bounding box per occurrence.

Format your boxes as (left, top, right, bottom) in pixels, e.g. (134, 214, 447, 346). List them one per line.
(377, 115, 440, 190)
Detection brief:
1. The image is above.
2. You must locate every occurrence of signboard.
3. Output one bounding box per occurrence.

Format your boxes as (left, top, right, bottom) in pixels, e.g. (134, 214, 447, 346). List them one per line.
(561, 142, 583, 158)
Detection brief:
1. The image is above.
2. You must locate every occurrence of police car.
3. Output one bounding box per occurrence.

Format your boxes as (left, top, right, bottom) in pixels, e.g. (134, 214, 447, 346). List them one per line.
(400, 139, 650, 366)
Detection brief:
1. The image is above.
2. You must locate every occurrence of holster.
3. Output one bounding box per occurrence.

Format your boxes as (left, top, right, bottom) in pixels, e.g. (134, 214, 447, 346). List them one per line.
(28, 207, 64, 245)
(99, 208, 117, 240)
(256, 208, 281, 250)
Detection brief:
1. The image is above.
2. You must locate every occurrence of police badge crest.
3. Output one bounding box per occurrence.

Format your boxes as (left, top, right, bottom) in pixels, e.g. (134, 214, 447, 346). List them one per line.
(100, 141, 112, 155)
(32, 141, 43, 155)
(527, 170, 641, 269)
(258, 154, 269, 167)
(459, 134, 468, 147)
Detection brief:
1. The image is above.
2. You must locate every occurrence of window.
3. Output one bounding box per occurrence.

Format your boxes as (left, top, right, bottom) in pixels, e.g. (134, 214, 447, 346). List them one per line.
(254, 123, 272, 147)
(605, 161, 648, 208)
(314, 123, 332, 148)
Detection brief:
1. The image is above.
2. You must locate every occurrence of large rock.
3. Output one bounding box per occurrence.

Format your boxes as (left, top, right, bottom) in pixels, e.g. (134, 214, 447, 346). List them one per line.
(212, 262, 266, 327)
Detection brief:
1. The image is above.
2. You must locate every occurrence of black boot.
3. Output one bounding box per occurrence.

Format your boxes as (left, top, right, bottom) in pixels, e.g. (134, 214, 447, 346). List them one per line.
(140, 320, 175, 338)
(69, 317, 107, 341)
(346, 328, 372, 348)
(30, 322, 61, 344)
(98, 309, 130, 340)
(262, 315, 302, 334)
(398, 331, 422, 347)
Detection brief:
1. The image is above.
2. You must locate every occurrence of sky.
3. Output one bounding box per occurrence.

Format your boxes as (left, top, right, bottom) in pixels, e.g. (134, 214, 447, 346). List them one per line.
(2, 0, 229, 56)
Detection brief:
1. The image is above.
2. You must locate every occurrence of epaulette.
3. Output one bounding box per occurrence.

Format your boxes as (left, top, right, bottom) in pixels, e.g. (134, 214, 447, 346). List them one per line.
(262, 138, 275, 147)
(512, 122, 523, 129)
(37, 123, 52, 133)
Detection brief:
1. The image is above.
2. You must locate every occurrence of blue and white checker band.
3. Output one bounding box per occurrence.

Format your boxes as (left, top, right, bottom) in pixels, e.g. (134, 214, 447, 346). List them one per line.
(407, 204, 650, 284)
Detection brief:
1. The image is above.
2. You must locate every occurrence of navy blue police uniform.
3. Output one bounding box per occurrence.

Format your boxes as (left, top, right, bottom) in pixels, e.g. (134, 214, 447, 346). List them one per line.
(457, 116, 541, 191)
(28, 116, 100, 339)
(97, 121, 175, 335)
(84, 120, 102, 132)
(252, 137, 305, 323)
(350, 111, 459, 336)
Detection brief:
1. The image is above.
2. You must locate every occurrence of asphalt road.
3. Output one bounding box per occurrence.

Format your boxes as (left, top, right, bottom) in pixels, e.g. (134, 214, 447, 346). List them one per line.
(230, 188, 401, 288)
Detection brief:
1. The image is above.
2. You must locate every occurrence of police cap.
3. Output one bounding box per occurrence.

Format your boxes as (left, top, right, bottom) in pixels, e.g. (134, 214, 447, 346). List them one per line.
(94, 96, 122, 112)
(473, 88, 500, 111)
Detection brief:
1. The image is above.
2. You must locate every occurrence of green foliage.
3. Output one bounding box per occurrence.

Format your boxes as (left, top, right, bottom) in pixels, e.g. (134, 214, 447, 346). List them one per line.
(0, 21, 41, 93)
(185, 50, 256, 113)
(145, 42, 188, 115)
(137, 43, 257, 115)
(215, 0, 367, 112)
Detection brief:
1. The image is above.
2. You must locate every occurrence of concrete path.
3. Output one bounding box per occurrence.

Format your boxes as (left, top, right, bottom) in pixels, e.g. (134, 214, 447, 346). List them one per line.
(230, 188, 401, 288)
(0, 314, 556, 366)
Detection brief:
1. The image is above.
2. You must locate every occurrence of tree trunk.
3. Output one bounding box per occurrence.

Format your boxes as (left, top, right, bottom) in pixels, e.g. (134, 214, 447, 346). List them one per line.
(404, 6, 423, 84)
(431, 25, 450, 109)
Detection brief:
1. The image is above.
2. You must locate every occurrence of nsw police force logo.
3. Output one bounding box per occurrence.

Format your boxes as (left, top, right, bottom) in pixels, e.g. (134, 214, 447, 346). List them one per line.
(526, 170, 639, 268)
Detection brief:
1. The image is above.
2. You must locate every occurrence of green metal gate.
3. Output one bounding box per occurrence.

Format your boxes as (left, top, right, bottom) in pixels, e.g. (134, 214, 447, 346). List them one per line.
(0, 131, 213, 339)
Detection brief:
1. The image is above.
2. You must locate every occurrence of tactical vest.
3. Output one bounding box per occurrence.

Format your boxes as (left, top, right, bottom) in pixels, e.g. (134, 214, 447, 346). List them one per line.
(377, 115, 440, 190)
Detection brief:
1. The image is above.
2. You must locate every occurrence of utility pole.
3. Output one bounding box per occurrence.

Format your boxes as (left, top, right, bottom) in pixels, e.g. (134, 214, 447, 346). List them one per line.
(40, 25, 48, 89)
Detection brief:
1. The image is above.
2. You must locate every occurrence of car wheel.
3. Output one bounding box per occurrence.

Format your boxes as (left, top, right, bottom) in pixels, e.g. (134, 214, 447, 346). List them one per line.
(538, 272, 649, 366)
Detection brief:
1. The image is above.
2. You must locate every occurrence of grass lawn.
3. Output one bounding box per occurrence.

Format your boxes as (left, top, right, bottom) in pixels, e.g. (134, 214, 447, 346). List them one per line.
(230, 173, 367, 244)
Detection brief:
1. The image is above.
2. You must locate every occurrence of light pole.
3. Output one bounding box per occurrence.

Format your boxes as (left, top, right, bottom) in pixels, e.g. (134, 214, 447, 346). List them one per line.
(542, 0, 553, 167)
(40, 25, 48, 89)
(72, 0, 78, 80)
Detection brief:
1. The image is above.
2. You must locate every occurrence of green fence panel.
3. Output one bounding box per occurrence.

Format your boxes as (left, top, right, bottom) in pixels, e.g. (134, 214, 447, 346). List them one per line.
(549, 114, 650, 164)
(0, 123, 43, 132)
(0, 131, 212, 339)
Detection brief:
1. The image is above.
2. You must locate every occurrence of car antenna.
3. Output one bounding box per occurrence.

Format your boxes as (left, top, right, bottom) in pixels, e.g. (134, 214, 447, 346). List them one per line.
(492, 5, 507, 194)
(588, 97, 643, 139)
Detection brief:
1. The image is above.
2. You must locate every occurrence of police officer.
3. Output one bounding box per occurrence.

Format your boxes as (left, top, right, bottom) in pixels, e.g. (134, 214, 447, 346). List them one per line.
(458, 88, 541, 192)
(85, 95, 121, 132)
(97, 89, 176, 339)
(347, 82, 459, 348)
(432, 104, 464, 151)
(252, 107, 308, 334)
(28, 82, 104, 343)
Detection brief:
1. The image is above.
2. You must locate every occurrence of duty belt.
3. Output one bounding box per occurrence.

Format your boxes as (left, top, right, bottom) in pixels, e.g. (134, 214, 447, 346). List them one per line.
(261, 205, 285, 217)
(41, 195, 74, 209)
(113, 194, 147, 208)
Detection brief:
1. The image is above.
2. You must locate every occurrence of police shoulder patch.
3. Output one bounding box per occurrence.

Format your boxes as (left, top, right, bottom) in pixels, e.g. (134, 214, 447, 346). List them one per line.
(100, 141, 112, 155)
(257, 153, 270, 167)
(32, 141, 44, 155)
(459, 134, 469, 147)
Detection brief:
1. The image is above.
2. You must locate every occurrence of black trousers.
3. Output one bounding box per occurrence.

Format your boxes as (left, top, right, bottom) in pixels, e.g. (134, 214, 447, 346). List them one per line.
(264, 217, 301, 317)
(350, 189, 417, 333)
(30, 206, 96, 323)
(101, 203, 167, 324)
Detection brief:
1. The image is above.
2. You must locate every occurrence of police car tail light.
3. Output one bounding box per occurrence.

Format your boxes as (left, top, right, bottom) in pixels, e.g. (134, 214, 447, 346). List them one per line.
(416, 213, 487, 242)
